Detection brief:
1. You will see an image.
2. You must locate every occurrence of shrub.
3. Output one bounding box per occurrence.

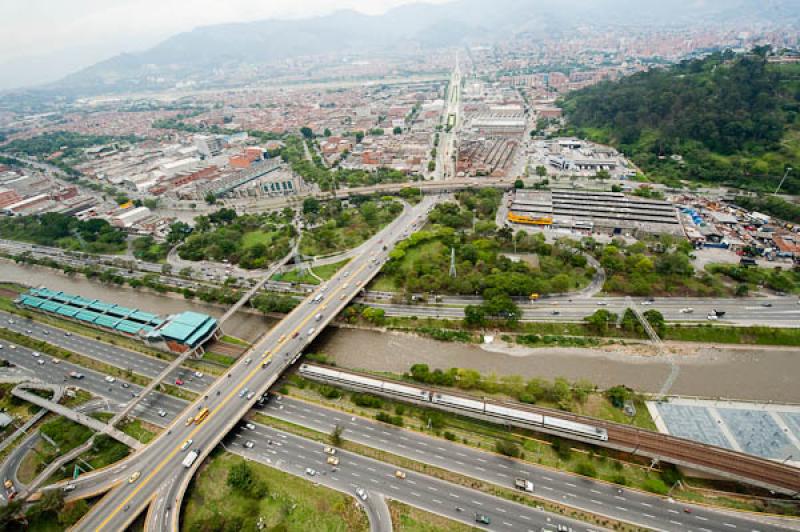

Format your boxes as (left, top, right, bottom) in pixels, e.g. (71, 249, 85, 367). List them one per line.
(444, 431, 457, 441)
(495, 439, 521, 458)
(351, 393, 383, 409)
(574, 461, 597, 478)
(642, 478, 669, 495)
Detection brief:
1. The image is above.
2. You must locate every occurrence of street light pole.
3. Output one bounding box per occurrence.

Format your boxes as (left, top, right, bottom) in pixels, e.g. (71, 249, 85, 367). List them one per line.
(774, 167, 792, 195)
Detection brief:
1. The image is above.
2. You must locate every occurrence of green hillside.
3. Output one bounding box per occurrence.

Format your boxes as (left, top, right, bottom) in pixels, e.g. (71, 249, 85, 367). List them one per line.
(559, 49, 800, 194)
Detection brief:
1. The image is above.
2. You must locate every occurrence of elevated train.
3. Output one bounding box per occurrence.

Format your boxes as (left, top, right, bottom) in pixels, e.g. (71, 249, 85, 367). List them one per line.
(299, 364, 608, 442)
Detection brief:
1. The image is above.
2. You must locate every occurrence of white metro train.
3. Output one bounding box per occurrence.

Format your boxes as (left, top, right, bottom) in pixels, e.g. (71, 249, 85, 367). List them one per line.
(298, 364, 608, 441)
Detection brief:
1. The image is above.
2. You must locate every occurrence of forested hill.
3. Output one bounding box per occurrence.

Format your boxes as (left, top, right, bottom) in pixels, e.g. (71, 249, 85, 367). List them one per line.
(559, 50, 800, 194)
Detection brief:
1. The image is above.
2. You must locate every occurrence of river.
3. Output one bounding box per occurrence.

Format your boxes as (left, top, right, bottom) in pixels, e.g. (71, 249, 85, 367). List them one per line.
(2, 260, 797, 403)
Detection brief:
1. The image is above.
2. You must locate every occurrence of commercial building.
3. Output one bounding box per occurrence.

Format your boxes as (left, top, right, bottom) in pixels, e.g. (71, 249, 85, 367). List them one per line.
(509, 189, 683, 236)
(16, 287, 219, 354)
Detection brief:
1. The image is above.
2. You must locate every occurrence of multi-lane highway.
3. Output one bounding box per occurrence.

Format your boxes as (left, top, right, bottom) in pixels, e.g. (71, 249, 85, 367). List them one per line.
(2, 318, 794, 531)
(71, 195, 440, 530)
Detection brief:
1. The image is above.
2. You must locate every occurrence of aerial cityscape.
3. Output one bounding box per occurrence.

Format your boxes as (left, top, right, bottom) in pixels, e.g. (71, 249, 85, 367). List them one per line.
(1, 0, 800, 531)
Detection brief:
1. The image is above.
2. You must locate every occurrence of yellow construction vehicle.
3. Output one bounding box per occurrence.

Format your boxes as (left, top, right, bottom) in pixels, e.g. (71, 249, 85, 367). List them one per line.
(507, 212, 553, 225)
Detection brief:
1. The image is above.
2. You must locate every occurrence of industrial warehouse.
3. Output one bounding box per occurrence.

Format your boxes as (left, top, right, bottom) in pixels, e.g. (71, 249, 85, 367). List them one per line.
(508, 189, 683, 236)
(15, 287, 220, 353)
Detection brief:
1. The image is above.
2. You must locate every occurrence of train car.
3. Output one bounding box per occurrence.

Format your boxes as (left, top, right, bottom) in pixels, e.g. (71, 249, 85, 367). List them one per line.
(543, 416, 608, 441)
(382, 381, 431, 401)
(431, 392, 485, 412)
(484, 403, 544, 426)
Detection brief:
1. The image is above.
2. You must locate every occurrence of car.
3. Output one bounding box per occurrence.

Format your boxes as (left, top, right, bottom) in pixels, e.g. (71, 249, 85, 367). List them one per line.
(104, 376, 115, 383)
(278, 335, 286, 342)
(641, 300, 653, 306)
(683, 507, 692, 514)
(128, 471, 141, 483)
(8, 345, 15, 350)
(185, 416, 194, 426)
(31, 351, 40, 358)
(355, 487, 368, 501)
(51, 357, 60, 364)
(158, 409, 167, 417)
(475, 513, 491, 525)
(305, 468, 317, 476)
(6, 319, 12, 324)
(239, 388, 249, 398)
(340, 294, 346, 300)
(43, 331, 49, 336)
(244, 358, 252, 365)
(64, 332, 72, 337)
(0, 345, 3, 349)
(69, 371, 84, 379)
(181, 439, 193, 451)
(707, 314, 719, 321)
(551, 310, 560, 315)
(194, 371, 204, 378)
(244, 440, 255, 449)
(761, 302, 773, 307)
(121, 382, 130, 388)
(327, 456, 339, 466)
(246, 392, 255, 400)
(324, 446, 336, 455)
(37, 359, 45, 365)
(292, 331, 299, 339)
(175, 378, 184, 386)
(556, 525, 572, 532)
(63, 484, 76, 492)
(394, 470, 406, 479)
(679, 307, 694, 314)
(596, 301, 608, 306)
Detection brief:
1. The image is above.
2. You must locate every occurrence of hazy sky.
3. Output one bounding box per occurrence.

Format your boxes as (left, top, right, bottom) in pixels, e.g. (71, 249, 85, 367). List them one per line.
(0, 0, 449, 90)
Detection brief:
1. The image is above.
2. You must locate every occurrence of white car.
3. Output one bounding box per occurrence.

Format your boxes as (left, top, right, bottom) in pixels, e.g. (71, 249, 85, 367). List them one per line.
(194, 371, 203, 378)
(305, 468, 317, 476)
(707, 314, 719, 321)
(245, 423, 255, 430)
(679, 307, 694, 314)
(31, 351, 40, 358)
(355, 487, 368, 501)
(596, 301, 608, 306)
(243, 440, 254, 449)
(37, 359, 45, 365)
(158, 409, 167, 417)
(51, 358, 60, 364)
(104, 376, 116, 383)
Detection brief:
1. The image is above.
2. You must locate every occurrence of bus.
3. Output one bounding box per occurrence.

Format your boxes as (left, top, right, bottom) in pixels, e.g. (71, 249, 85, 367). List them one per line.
(194, 407, 210, 425)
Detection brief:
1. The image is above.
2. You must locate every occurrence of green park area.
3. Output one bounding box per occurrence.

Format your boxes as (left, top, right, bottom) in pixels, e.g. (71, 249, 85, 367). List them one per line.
(299, 196, 404, 256)
(390, 501, 478, 532)
(371, 189, 594, 306)
(0, 213, 127, 255)
(177, 208, 295, 269)
(182, 451, 369, 531)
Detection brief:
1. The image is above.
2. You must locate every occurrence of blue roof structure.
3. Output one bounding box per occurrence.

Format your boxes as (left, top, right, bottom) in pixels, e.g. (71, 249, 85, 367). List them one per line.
(16, 287, 215, 348)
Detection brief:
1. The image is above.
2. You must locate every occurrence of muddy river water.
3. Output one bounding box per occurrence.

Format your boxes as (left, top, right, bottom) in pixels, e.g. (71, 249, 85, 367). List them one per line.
(3, 260, 798, 403)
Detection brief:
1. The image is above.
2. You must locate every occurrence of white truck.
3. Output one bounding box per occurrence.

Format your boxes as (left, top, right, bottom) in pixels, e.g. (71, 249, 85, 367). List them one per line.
(514, 478, 534, 492)
(182, 450, 199, 468)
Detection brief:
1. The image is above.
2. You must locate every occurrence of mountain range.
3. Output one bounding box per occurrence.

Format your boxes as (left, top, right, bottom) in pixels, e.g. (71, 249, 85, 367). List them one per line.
(19, 0, 800, 96)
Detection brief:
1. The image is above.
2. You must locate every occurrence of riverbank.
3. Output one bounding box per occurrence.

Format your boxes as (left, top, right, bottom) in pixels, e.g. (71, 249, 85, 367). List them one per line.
(312, 328, 800, 403)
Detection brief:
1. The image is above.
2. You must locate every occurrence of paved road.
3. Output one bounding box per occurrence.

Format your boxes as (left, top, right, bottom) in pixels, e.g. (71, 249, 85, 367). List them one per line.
(72, 195, 442, 531)
(0, 310, 210, 394)
(260, 396, 788, 532)
(368, 296, 800, 327)
(3, 343, 792, 532)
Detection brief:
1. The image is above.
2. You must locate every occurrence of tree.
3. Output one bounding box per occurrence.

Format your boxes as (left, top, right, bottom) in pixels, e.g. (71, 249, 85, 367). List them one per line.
(393, 126, 403, 135)
(463, 305, 487, 327)
(594, 169, 610, 180)
(428, 160, 436, 172)
(495, 439, 521, 458)
(535, 165, 547, 177)
(611, 184, 622, 192)
(355, 131, 365, 143)
(227, 460, 254, 491)
(323, 128, 332, 137)
(300, 126, 313, 139)
(585, 309, 616, 335)
(330, 423, 344, 446)
(204, 192, 217, 205)
(302, 197, 320, 215)
(514, 178, 524, 189)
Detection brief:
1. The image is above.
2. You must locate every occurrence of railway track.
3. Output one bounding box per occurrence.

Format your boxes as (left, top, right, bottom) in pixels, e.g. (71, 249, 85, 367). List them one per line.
(300, 364, 800, 496)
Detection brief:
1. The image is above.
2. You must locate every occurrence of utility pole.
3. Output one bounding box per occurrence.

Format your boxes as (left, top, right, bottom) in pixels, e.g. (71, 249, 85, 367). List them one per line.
(774, 167, 792, 195)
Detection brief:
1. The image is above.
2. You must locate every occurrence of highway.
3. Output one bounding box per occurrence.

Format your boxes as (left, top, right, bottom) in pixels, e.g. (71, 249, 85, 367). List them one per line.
(70, 194, 441, 530)
(366, 296, 800, 327)
(435, 59, 462, 180)
(1, 329, 794, 531)
(259, 395, 789, 532)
